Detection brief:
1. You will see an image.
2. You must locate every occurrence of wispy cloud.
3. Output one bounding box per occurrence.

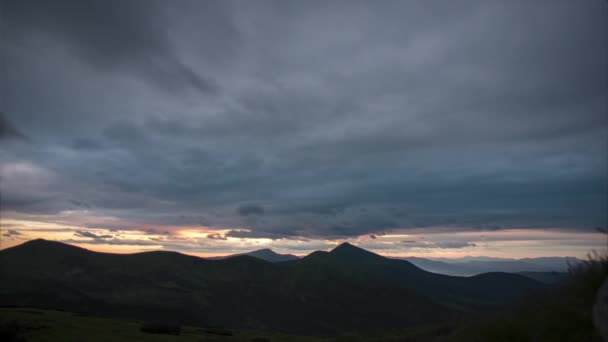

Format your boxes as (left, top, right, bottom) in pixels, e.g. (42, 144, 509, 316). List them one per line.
(2, 229, 23, 238)
(74, 230, 113, 239)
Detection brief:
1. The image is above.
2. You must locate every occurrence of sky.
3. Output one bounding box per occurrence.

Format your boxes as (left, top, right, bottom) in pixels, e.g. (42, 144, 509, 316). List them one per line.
(0, 0, 607, 258)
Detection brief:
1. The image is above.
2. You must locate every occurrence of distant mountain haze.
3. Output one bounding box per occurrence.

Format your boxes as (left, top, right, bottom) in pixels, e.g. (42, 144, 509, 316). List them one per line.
(0, 239, 545, 333)
(403, 256, 581, 276)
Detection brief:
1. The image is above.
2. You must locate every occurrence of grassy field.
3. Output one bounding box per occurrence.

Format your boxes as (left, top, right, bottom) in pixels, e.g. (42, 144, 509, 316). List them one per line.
(0, 306, 467, 342)
(0, 307, 328, 342)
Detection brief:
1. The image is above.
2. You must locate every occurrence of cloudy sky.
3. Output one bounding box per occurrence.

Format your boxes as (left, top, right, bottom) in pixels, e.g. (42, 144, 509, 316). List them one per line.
(1, 0, 606, 258)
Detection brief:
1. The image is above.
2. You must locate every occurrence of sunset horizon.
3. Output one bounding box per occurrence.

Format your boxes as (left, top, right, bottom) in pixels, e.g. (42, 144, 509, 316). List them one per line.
(1, 1, 607, 340)
(2, 226, 606, 259)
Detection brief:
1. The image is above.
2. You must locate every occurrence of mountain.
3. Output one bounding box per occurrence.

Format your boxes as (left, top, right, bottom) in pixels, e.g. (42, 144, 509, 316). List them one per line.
(211, 248, 299, 262)
(516, 271, 568, 284)
(243, 248, 299, 262)
(403, 257, 464, 275)
(0, 240, 543, 334)
(404, 256, 581, 276)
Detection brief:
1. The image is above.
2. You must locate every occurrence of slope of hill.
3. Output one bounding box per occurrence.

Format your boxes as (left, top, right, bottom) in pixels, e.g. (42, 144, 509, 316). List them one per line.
(0, 239, 543, 334)
(516, 271, 568, 284)
(437, 254, 608, 341)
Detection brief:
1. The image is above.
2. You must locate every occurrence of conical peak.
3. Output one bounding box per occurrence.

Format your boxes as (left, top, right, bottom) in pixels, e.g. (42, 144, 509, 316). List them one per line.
(330, 242, 374, 255)
(331, 242, 358, 251)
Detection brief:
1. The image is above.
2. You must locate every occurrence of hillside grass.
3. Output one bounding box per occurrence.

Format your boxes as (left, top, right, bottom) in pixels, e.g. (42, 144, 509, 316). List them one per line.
(0, 307, 327, 342)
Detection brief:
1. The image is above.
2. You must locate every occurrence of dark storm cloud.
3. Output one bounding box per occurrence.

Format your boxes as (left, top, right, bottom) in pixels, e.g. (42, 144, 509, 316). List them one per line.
(225, 229, 305, 241)
(3, 0, 219, 94)
(0, 113, 27, 141)
(237, 204, 265, 217)
(1, 1, 606, 239)
(70, 138, 104, 151)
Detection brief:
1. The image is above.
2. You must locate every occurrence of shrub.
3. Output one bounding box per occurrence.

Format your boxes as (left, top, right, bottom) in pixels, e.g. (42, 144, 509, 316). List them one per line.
(140, 321, 181, 335)
(250, 337, 270, 342)
(203, 327, 233, 336)
(443, 250, 608, 341)
(251, 337, 270, 342)
(567, 251, 608, 290)
(0, 320, 26, 342)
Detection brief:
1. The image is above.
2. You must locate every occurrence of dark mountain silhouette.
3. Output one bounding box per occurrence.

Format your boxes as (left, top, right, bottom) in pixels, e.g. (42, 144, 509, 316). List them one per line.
(516, 271, 568, 284)
(211, 248, 300, 262)
(243, 248, 299, 262)
(0, 239, 543, 334)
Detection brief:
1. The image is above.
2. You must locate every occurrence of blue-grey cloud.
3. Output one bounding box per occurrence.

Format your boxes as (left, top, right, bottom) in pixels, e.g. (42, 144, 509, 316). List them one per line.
(3, 0, 220, 94)
(237, 204, 265, 217)
(0, 113, 27, 141)
(1, 0, 606, 239)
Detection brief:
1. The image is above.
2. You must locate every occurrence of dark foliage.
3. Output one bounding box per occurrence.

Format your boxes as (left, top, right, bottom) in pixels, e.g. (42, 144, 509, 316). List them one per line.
(204, 327, 233, 336)
(0, 320, 26, 342)
(441, 251, 608, 341)
(140, 321, 181, 335)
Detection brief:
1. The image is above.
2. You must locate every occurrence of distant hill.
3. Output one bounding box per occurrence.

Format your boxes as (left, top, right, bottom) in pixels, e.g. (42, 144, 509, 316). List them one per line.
(516, 271, 568, 284)
(210, 248, 300, 262)
(404, 256, 581, 276)
(438, 254, 608, 341)
(241, 248, 299, 262)
(0, 239, 543, 334)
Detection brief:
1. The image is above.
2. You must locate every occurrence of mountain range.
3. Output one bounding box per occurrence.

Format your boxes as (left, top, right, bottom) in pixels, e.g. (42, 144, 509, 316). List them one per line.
(215, 249, 578, 277)
(0, 239, 545, 334)
(403, 256, 580, 277)
(215, 249, 574, 284)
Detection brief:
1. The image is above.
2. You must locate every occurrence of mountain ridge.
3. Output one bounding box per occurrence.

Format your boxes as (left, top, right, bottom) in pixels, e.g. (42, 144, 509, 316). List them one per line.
(0, 239, 544, 333)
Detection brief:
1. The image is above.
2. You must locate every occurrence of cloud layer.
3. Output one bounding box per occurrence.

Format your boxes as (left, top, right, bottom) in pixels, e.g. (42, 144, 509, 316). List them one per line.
(1, 0, 606, 246)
